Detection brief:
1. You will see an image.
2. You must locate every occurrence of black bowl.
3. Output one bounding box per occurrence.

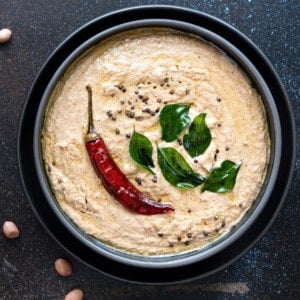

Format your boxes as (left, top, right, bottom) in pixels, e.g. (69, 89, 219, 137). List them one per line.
(33, 19, 281, 268)
(18, 5, 295, 284)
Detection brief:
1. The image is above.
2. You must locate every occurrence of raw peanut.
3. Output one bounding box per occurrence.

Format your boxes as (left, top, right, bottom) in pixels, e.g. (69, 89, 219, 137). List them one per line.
(0, 28, 12, 43)
(2, 221, 19, 239)
(64, 289, 84, 300)
(54, 258, 72, 276)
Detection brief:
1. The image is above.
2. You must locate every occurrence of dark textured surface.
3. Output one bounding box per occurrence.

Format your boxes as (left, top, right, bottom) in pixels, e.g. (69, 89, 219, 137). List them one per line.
(0, 1, 299, 299)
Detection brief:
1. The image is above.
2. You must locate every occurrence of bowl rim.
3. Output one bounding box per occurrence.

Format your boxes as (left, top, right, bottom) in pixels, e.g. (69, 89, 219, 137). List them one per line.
(17, 5, 296, 284)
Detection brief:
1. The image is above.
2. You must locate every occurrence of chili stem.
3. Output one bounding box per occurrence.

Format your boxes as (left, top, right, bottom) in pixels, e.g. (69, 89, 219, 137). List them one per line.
(85, 85, 100, 141)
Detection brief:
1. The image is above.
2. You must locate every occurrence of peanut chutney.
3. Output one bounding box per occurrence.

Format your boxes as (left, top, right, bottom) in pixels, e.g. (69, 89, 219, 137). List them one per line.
(41, 28, 270, 255)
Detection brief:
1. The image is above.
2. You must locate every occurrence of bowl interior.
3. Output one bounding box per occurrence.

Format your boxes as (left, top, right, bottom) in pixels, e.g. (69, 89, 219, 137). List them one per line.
(33, 19, 281, 269)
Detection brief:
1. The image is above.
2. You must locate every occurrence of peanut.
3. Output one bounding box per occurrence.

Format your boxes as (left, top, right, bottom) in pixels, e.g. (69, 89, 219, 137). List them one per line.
(2, 221, 19, 239)
(0, 28, 12, 43)
(64, 288, 84, 300)
(54, 258, 72, 276)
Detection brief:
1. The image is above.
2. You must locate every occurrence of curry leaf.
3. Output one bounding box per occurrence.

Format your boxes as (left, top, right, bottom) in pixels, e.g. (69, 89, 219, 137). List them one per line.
(157, 146, 205, 188)
(183, 113, 212, 158)
(201, 160, 241, 193)
(129, 130, 155, 174)
(159, 104, 191, 142)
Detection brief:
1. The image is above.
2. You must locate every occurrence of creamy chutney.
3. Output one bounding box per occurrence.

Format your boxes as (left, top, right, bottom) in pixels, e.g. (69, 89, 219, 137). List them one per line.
(41, 28, 269, 255)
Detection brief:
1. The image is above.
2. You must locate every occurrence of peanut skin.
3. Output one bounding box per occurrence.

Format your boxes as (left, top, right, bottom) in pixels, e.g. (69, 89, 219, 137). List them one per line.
(2, 221, 19, 239)
(55, 258, 72, 276)
(64, 289, 84, 300)
(0, 28, 12, 43)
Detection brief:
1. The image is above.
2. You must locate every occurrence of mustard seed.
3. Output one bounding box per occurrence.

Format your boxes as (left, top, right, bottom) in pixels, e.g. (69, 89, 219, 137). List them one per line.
(187, 233, 192, 238)
(142, 96, 149, 103)
(135, 177, 142, 185)
(142, 107, 151, 113)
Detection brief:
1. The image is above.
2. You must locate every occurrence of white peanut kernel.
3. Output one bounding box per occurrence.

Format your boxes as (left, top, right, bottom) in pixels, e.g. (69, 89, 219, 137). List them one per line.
(0, 28, 12, 43)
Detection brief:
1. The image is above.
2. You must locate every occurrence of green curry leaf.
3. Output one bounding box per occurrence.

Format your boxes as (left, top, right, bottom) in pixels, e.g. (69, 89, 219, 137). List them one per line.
(159, 104, 191, 142)
(129, 130, 155, 174)
(201, 160, 241, 193)
(183, 113, 212, 158)
(157, 146, 205, 188)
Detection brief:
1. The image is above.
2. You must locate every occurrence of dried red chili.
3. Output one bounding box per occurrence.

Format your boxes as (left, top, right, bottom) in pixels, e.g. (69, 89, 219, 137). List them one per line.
(85, 85, 174, 215)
